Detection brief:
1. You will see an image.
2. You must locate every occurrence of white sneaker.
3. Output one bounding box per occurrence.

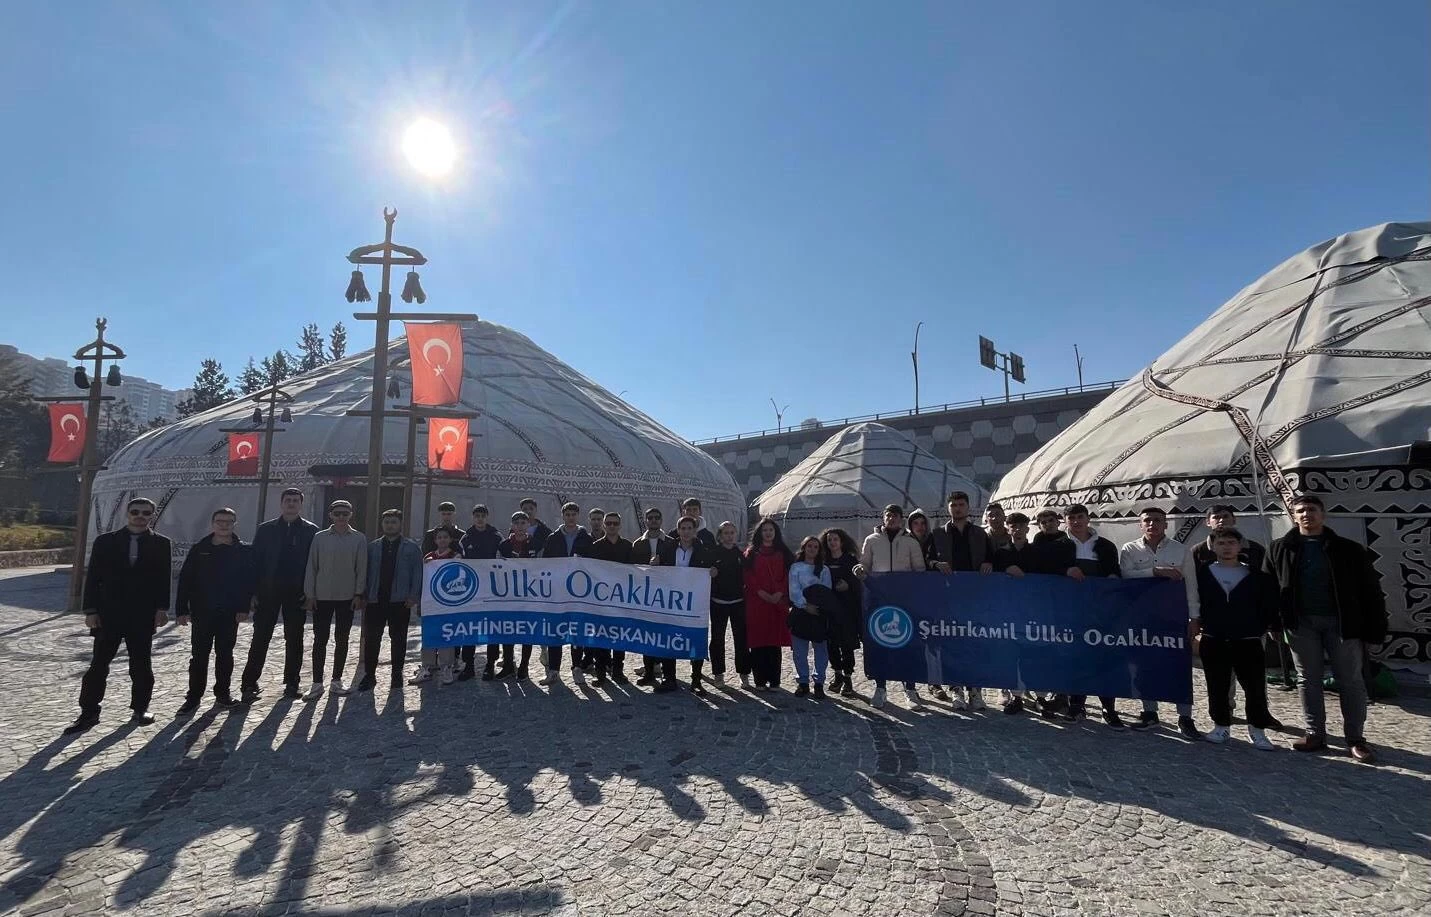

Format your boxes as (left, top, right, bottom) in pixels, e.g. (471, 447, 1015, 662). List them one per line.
(1204, 725, 1230, 744)
(968, 689, 987, 711)
(572, 667, 586, 687)
(1249, 727, 1276, 751)
(871, 685, 887, 709)
(740, 674, 751, 689)
(440, 665, 455, 685)
(903, 686, 921, 707)
(304, 683, 324, 701)
(540, 671, 560, 686)
(407, 667, 432, 686)
(331, 678, 348, 697)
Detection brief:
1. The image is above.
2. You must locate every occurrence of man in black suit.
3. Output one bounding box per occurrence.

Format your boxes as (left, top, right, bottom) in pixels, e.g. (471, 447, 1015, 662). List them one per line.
(653, 516, 719, 696)
(585, 511, 634, 685)
(66, 497, 172, 734)
(630, 507, 672, 686)
(240, 487, 319, 702)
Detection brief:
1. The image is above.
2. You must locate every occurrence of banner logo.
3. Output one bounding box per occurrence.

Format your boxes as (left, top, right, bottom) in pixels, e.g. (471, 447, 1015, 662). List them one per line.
(430, 562, 479, 606)
(868, 605, 913, 649)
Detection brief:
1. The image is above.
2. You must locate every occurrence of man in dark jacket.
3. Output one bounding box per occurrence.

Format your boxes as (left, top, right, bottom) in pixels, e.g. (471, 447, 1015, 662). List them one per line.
(1265, 494, 1387, 763)
(540, 502, 595, 685)
(930, 490, 994, 710)
(458, 504, 502, 680)
(240, 487, 319, 702)
(667, 497, 717, 548)
(519, 498, 553, 553)
(422, 501, 465, 555)
(654, 516, 718, 695)
(174, 508, 255, 716)
(66, 497, 172, 733)
(358, 509, 424, 694)
(585, 511, 634, 684)
(630, 507, 673, 685)
(1062, 503, 1125, 728)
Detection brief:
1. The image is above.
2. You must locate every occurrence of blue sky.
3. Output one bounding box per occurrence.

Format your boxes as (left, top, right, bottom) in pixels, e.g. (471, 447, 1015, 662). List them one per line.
(1, 1, 1426, 439)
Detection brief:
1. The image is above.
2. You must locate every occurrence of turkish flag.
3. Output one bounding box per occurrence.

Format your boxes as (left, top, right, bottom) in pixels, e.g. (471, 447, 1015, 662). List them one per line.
(428, 418, 469, 475)
(47, 404, 87, 463)
(227, 432, 260, 476)
(405, 322, 463, 406)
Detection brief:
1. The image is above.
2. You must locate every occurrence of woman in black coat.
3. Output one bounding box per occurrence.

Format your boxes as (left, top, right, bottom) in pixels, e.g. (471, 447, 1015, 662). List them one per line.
(820, 528, 862, 698)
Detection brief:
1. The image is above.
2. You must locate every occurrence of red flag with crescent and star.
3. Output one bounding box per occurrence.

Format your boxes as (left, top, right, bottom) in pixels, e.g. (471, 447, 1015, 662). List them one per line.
(428, 418, 469, 475)
(46, 404, 87, 463)
(227, 432, 260, 476)
(405, 322, 463, 406)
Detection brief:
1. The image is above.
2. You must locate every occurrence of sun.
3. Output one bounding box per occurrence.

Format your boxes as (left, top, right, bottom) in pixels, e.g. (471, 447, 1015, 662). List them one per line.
(402, 118, 457, 177)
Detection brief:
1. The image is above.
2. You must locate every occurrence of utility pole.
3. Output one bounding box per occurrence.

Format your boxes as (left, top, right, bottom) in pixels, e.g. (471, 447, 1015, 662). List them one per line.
(770, 398, 789, 434)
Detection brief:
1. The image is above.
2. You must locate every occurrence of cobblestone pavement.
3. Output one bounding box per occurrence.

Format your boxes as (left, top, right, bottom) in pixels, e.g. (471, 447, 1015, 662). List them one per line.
(1, 566, 1429, 917)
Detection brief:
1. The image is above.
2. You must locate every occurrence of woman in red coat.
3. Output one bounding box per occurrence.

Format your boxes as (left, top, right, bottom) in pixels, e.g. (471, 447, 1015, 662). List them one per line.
(743, 517, 795, 691)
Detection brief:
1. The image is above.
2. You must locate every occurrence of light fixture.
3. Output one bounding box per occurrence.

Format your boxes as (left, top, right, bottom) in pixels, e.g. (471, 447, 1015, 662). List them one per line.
(251, 406, 263, 425)
(106, 365, 122, 386)
(73, 367, 90, 390)
(386, 378, 401, 400)
(280, 407, 292, 424)
(345, 269, 371, 303)
(400, 270, 426, 304)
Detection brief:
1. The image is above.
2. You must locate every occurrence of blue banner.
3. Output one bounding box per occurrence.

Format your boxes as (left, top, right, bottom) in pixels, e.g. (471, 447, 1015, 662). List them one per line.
(419, 557, 711, 659)
(862, 572, 1193, 703)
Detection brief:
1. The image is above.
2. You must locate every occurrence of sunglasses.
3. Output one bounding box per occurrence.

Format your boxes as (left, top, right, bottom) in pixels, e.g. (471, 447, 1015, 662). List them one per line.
(128, 509, 154, 517)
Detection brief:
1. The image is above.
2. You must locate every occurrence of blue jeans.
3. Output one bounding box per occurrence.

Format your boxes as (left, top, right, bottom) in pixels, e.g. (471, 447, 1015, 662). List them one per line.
(791, 637, 828, 685)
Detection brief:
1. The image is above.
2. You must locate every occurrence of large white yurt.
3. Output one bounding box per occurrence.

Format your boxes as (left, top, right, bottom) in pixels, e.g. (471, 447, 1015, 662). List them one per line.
(752, 422, 988, 543)
(993, 222, 1431, 669)
(91, 320, 743, 562)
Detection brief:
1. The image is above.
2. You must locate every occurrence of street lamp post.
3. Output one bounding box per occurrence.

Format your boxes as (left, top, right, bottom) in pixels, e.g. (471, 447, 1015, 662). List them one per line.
(770, 398, 789, 434)
(912, 321, 924, 413)
(217, 383, 294, 538)
(32, 318, 125, 611)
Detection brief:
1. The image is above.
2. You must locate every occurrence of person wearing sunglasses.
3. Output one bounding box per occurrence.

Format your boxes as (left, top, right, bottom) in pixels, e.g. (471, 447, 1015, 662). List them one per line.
(65, 497, 172, 734)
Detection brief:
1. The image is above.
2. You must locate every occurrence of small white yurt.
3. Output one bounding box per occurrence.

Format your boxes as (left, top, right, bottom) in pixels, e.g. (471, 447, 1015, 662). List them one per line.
(91, 320, 744, 562)
(993, 222, 1431, 669)
(752, 422, 989, 543)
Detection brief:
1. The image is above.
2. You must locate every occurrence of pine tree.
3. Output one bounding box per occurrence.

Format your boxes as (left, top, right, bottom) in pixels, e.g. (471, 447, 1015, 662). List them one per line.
(260, 350, 296, 385)
(297, 323, 328, 373)
(0, 350, 48, 472)
(237, 357, 267, 395)
(328, 321, 348, 361)
(176, 359, 234, 418)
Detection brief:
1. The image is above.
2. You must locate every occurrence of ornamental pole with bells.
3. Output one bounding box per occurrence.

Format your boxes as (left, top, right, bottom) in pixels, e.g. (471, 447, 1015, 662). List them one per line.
(344, 208, 476, 535)
(218, 383, 294, 538)
(30, 318, 126, 612)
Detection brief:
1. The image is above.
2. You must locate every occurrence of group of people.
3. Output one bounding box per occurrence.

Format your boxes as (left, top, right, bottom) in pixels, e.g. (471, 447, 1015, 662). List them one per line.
(64, 485, 1388, 765)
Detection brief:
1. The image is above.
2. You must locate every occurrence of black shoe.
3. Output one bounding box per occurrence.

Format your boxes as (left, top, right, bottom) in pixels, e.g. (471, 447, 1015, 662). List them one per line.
(813, 684, 826, 700)
(1177, 716, 1203, 740)
(357, 676, 376, 693)
(240, 687, 260, 704)
(635, 675, 658, 687)
(1131, 711, 1158, 730)
(63, 714, 100, 735)
(282, 687, 301, 700)
(175, 700, 200, 718)
(482, 666, 496, 681)
(592, 671, 610, 687)
(215, 696, 240, 709)
(794, 683, 810, 697)
(516, 665, 529, 680)
(839, 681, 857, 698)
(1062, 703, 1086, 722)
(690, 679, 706, 697)
(655, 679, 678, 693)
(611, 668, 629, 684)
(1002, 697, 1024, 715)
(1102, 710, 1126, 729)
(131, 711, 156, 725)
(1042, 696, 1069, 720)
(458, 664, 476, 682)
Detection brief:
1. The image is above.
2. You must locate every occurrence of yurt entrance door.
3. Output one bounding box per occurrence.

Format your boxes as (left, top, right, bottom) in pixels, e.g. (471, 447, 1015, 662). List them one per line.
(324, 485, 405, 535)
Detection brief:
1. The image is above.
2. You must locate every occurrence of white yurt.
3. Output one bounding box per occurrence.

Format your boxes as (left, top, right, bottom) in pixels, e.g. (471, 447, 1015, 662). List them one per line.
(91, 320, 743, 561)
(752, 422, 989, 543)
(993, 222, 1431, 669)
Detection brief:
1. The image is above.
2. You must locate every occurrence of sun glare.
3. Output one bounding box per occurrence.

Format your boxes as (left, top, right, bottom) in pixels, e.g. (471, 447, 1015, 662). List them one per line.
(402, 118, 457, 177)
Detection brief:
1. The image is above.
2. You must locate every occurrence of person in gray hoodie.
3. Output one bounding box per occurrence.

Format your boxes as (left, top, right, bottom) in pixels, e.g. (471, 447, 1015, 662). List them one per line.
(302, 500, 368, 700)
